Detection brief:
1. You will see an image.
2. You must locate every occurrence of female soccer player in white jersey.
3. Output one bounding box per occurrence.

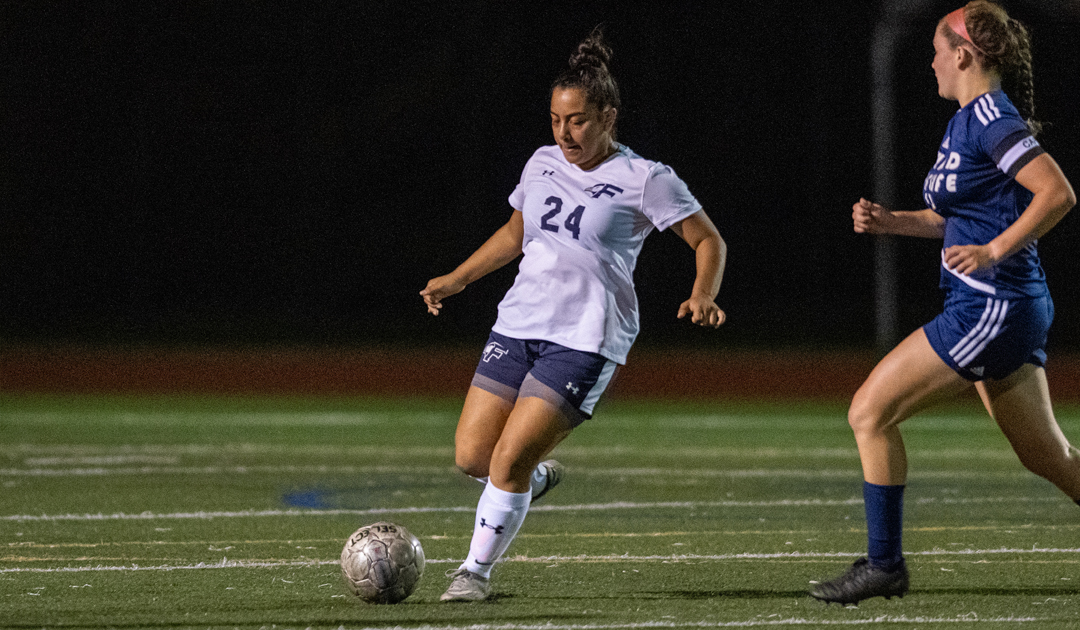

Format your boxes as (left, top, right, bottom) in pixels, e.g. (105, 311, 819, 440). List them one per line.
(812, 1, 1076, 605)
(420, 27, 727, 601)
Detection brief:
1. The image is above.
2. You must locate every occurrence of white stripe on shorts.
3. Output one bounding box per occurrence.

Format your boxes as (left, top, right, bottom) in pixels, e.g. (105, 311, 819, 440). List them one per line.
(580, 360, 618, 415)
(949, 298, 1009, 368)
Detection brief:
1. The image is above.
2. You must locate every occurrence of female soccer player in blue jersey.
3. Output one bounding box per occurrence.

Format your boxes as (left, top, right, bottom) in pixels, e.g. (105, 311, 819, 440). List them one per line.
(420, 28, 727, 601)
(812, 1, 1077, 605)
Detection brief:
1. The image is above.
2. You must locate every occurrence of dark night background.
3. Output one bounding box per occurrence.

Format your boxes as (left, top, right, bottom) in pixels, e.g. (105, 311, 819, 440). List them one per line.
(2, 1, 1078, 357)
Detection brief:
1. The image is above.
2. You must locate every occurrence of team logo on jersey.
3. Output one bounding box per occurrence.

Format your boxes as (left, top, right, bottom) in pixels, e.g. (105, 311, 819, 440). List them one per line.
(482, 342, 508, 363)
(565, 382, 580, 395)
(542, 169, 555, 176)
(584, 183, 624, 198)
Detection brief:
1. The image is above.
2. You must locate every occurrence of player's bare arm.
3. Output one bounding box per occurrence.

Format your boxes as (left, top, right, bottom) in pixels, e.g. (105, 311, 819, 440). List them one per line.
(421, 210, 525, 315)
(853, 198, 946, 238)
(671, 210, 726, 328)
(944, 153, 1075, 276)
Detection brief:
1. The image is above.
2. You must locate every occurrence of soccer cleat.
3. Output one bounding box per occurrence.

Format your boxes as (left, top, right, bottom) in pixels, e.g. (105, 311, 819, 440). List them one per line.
(440, 567, 491, 602)
(810, 557, 909, 605)
(530, 459, 564, 504)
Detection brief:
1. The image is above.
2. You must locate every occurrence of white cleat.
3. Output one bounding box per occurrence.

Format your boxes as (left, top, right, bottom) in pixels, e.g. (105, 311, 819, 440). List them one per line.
(531, 459, 564, 504)
(440, 567, 491, 602)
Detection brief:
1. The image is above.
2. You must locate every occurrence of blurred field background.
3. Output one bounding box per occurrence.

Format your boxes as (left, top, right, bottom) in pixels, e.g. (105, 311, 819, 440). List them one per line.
(3, 393, 1080, 628)
(3, 1, 1079, 356)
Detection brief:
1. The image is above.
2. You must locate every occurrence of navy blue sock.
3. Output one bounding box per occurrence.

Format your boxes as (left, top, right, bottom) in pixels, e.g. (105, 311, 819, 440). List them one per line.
(864, 481, 905, 570)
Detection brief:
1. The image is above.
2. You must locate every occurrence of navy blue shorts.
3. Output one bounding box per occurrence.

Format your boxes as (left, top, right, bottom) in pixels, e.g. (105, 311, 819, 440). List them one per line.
(924, 292, 1053, 381)
(471, 331, 618, 426)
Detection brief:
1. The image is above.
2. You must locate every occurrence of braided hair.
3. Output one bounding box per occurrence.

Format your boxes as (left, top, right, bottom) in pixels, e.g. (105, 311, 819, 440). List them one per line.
(551, 27, 621, 140)
(941, 1, 1042, 137)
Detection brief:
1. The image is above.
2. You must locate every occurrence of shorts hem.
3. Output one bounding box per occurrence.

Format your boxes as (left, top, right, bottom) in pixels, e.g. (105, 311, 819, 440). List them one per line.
(520, 375, 587, 428)
(470, 374, 519, 404)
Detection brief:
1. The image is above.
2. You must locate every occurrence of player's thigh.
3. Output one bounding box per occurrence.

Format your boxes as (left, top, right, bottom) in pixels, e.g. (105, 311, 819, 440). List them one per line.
(455, 332, 535, 474)
(981, 365, 1070, 462)
(522, 341, 617, 427)
(489, 396, 571, 489)
(454, 386, 515, 476)
(850, 327, 972, 431)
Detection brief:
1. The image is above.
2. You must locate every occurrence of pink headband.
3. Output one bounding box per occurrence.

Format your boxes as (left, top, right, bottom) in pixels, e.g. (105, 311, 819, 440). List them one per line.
(945, 7, 986, 55)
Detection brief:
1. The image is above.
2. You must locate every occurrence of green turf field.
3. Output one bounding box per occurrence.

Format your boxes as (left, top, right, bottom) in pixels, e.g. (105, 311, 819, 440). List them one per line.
(2, 393, 1079, 629)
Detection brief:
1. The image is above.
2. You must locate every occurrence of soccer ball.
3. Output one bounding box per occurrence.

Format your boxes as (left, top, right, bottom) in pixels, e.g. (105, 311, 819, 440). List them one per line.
(340, 521, 426, 604)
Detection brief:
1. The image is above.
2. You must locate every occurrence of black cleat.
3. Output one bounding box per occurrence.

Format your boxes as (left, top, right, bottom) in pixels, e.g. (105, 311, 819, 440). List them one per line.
(810, 557, 909, 605)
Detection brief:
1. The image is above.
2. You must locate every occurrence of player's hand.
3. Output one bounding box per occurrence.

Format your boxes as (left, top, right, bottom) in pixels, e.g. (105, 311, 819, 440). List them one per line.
(943, 244, 997, 276)
(677, 295, 726, 328)
(420, 274, 466, 316)
(852, 198, 888, 234)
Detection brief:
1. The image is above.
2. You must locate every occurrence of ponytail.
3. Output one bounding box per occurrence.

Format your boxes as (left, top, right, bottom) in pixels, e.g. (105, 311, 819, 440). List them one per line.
(950, 1, 1042, 136)
(1003, 17, 1041, 137)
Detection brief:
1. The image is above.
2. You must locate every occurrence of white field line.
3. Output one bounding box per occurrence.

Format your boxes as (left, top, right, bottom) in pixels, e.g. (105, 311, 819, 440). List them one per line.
(7, 410, 1050, 432)
(5, 411, 840, 426)
(0, 464, 454, 477)
(0, 442, 1028, 461)
(0, 496, 1064, 523)
(316, 617, 1046, 630)
(0, 464, 1035, 481)
(12, 523, 1080, 550)
(4, 548, 1079, 575)
(3, 411, 457, 426)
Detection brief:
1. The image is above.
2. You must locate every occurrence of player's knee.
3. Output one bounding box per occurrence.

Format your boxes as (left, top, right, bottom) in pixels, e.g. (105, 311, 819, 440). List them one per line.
(847, 396, 885, 436)
(454, 447, 491, 479)
(456, 461, 489, 480)
(1017, 444, 1077, 482)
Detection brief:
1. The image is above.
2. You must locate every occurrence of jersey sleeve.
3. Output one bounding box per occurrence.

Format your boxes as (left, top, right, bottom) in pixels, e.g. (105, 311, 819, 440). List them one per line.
(979, 117, 1045, 179)
(507, 163, 528, 210)
(509, 148, 547, 210)
(640, 164, 703, 231)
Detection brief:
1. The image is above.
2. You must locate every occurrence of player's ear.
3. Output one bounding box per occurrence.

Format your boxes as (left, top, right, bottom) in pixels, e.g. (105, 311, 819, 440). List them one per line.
(956, 45, 974, 71)
(604, 107, 617, 132)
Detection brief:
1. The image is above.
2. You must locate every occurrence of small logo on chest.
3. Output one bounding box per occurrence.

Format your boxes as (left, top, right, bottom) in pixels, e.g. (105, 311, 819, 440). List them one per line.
(584, 183, 624, 198)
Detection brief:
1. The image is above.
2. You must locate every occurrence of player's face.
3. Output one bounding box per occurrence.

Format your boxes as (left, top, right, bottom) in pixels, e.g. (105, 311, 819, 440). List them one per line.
(550, 87, 616, 171)
(931, 28, 959, 100)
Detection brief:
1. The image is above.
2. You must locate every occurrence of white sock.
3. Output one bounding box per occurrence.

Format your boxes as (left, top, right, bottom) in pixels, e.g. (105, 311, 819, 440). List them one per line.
(462, 484, 530, 578)
(529, 464, 548, 499)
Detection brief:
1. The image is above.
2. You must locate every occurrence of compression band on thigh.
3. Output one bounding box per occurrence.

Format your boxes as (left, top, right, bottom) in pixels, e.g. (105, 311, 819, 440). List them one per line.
(518, 374, 585, 427)
(471, 373, 519, 404)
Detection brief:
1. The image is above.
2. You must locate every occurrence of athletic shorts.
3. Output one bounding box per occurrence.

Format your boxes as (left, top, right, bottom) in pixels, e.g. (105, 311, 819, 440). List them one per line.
(470, 331, 618, 427)
(923, 291, 1053, 381)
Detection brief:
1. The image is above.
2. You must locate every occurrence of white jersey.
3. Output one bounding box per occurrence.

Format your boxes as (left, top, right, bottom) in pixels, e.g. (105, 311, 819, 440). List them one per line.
(493, 144, 702, 364)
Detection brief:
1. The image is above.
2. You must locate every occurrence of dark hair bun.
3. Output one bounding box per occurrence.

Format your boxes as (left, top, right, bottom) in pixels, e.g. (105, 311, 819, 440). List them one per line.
(569, 29, 613, 72)
(551, 26, 621, 139)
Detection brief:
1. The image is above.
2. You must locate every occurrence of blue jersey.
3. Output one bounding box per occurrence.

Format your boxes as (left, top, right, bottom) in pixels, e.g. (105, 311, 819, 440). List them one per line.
(922, 90, 1047, 299)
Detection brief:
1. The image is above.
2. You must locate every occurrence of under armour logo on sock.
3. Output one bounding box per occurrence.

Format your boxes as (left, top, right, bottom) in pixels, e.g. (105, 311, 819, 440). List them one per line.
(479, 518, 505, 534)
